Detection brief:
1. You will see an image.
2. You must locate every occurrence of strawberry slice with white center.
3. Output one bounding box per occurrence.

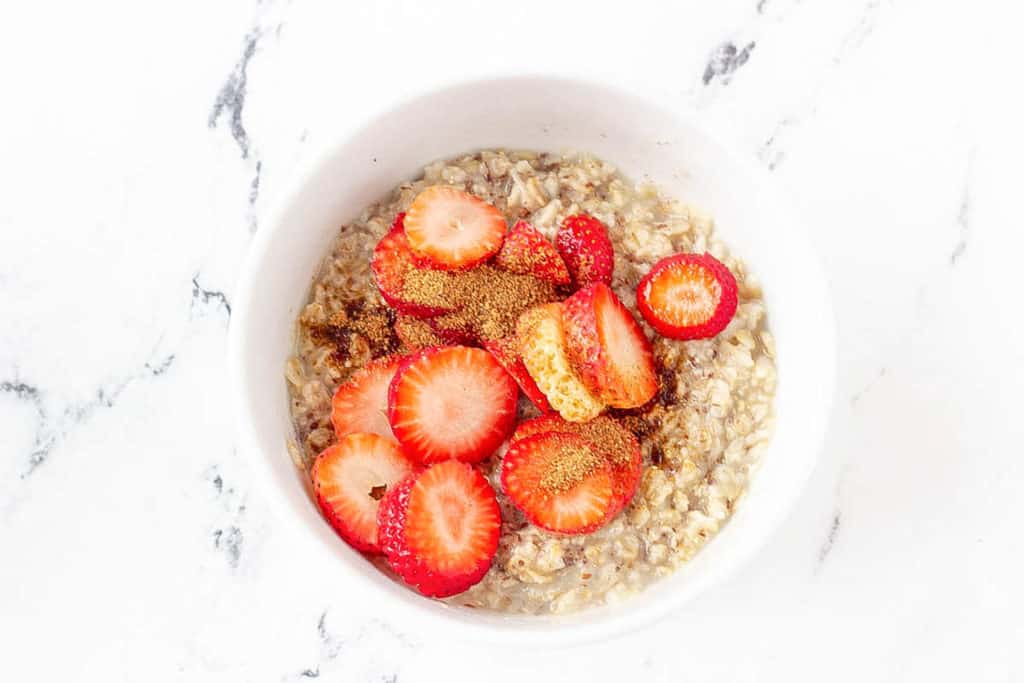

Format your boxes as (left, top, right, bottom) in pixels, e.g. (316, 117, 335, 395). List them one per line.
(331, 355, 403, 440)
(403, 186, 506, 270)
(311, 433, 419, 553)
(387, 345, 518, 464)
(500, 431, 615, 534)
(510, 414, 642, 520)
(377, 460, 501, 597)
(483, 336, 553, 413)
(562, 282, 658, 409)
(636, 252, 738, 340)
(371, 214, 455, 318)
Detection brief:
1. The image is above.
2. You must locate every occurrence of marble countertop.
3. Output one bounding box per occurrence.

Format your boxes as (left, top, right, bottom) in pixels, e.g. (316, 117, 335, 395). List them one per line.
(2, 1, 1022, 680)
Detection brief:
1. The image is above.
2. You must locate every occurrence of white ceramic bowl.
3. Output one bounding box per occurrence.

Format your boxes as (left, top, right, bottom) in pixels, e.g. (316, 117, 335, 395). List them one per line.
(229, 76, 835, 647)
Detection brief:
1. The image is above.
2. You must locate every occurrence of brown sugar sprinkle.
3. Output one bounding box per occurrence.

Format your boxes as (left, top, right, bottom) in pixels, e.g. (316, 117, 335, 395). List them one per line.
(307, 303, 399, 369)
(404, 264, 556, 341)
(611, 413, 657, 441)
(539, 440, 604, 494)
(498, 243, 549, 275)
(347, 305, 399, 352)
(400, 267, 455, 309)
(394, 314, 445, 350)
(573, 416, 639, 469)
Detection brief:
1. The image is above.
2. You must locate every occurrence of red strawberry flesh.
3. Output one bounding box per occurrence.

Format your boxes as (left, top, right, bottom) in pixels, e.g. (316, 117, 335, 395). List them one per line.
(483, 336, 553, 413)
(495, 220, 571, 285)
(636, 252, 738, 340)
(556, 214, 614, 289)
(331, 355, 403, 440)
(377, 460, 500, 597)
(501, 431, 615, 534)
(371, 215, 455, 318)
(387, 346, 518, 464)
(311, 433, 418, 553)
(403, 186, 506, 270)
(510, 414, 642, 519)
(562, 282, 658, 409)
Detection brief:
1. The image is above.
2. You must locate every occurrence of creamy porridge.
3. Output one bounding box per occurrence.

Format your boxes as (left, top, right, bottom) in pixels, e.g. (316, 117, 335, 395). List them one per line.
(285, 149, 775, 614)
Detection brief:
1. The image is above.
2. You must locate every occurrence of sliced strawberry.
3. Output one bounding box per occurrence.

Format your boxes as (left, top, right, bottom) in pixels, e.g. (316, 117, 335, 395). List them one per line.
(394, 314, 444, 351)
(510, 414, 641, 519)
(311, 433, 419, 553)
(377, 460, 501, 597)
(330, 355, 403, 440)
(510, 413, 565, 443)
(371, 214, 455, 318)
(562, 282, 658, 409)
(555, 214, 614, 289)
(494, 220, 571, 285)
(516, 303, 604, 423)
(500, 432, 615, 534)
(403, 186, 506, 270)
(388, 346, 518, 464)
(636, 252, 738, 340)
(483, 336, 552, 413)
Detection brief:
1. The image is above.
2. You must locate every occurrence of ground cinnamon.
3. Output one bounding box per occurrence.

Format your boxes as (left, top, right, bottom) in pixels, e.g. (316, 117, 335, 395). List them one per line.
(539, 441, 604, 494)
(403, 264, 555, 341)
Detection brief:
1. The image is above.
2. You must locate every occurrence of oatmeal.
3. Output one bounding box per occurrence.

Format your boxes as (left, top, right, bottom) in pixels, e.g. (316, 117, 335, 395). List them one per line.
(286, 150, 775, 614)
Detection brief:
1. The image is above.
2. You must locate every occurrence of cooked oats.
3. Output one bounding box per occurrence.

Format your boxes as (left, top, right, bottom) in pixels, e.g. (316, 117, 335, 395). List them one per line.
(286, 149, 776, 614)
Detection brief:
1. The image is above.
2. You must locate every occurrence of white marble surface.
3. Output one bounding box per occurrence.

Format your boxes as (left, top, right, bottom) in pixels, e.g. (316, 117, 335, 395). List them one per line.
(2, 1, 1022, 680)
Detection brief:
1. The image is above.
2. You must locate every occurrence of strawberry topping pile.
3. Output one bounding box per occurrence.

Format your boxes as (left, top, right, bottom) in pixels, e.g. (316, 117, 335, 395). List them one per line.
(309, 185, 740, 598)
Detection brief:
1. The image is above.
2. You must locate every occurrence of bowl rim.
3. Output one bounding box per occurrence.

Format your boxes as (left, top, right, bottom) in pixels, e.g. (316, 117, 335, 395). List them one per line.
(228, 73, 836, 647)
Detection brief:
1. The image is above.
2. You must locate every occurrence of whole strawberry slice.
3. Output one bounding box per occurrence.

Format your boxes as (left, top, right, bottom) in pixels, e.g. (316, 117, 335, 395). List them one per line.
(501, 432, 615, 534)
(636, 252, 738, 340)
(494, 220, 571, 285)
(377, 460, 501, 597)
(483, 336, 552, 413)
(555, 214, 614, 289)
(562, 282, 658, 409)
(371, 214, 454, 318)
(403, 186, 506, 270)
(331, 355, 403, 440)
(388, 345, 518, 464)
(311, 433, 419, 553)
(511, 414, 642, 519)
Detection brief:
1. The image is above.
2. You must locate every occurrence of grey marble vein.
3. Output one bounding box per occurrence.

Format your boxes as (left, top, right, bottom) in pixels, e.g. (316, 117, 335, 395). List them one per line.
(5, 350, 177, 481)
(291, 613, 416, 681)
(248, 159, 262, 233)
(209, 31, 260, 159)
(703, 41, 756, 85)
(206, 465, 247, 569)
(0, 380, 51, 478)
(212, 526, 244, 568)
(759, 117, 798, 171)
(191, 274, 232, 318)
(850, 366, 887, 407)
(951, 151, 974, 265)
(210, 3, 289, 237)
(818, 511, 842, 562)
(145, 354, 176, 377)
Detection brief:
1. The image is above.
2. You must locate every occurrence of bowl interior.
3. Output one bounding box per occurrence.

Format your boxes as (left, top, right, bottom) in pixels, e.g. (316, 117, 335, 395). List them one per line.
(230, 77, 834, 645)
